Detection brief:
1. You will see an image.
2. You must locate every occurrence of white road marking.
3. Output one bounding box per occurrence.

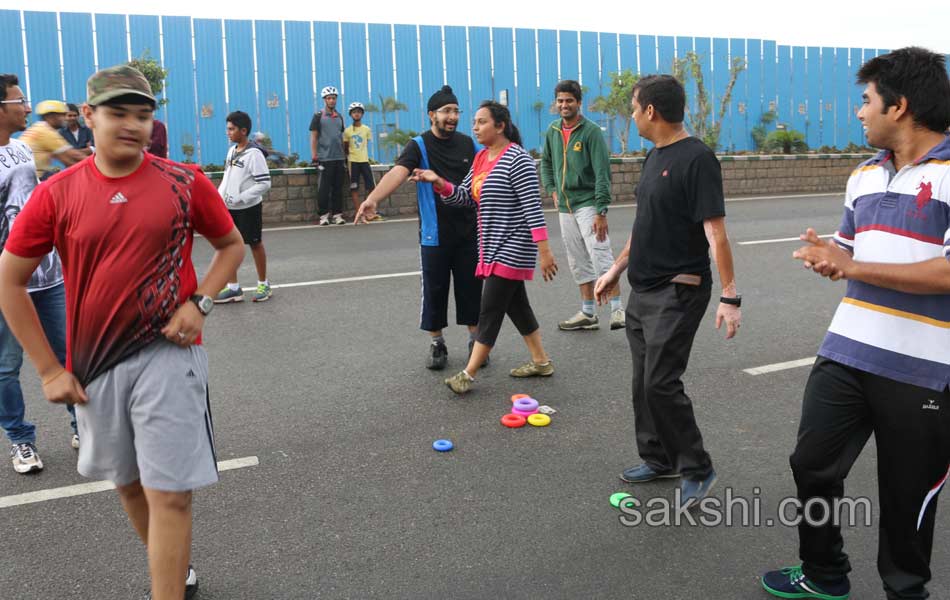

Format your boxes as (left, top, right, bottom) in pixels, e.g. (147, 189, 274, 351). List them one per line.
(257, 192, 841, 234)
(739, 234, 833, 246)
(0, 456, 259, 509)
(268, 271, 420, 290)
(743, 357, 816, 376)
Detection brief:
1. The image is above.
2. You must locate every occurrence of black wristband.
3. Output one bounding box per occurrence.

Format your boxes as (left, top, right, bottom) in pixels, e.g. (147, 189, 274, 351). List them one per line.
(719, 294, 742, 307)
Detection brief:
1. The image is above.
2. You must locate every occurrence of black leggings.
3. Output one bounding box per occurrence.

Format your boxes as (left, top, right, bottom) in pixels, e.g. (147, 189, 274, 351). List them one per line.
(475, 276, 539, 347)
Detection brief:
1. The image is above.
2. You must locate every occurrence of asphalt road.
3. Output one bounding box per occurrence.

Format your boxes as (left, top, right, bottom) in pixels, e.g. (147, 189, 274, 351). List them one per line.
(2, 192, 946, 600)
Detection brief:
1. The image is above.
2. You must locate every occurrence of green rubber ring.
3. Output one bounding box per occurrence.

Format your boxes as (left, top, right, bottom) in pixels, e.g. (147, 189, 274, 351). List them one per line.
(609, 492, 633, 508)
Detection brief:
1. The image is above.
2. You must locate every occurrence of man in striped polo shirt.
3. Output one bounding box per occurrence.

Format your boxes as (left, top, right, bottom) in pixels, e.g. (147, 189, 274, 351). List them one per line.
(762, 47, 950, 600)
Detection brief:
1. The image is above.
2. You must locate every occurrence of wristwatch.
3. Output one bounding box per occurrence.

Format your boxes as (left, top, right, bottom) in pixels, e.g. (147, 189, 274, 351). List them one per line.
(719, 294, 742, 307)
(190, 294, 214, 316)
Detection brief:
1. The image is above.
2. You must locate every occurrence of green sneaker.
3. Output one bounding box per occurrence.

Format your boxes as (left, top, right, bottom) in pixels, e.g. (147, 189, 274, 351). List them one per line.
(445, 371, 473, 394)
(252, 283, 272, 302)
(214, 287, 244, 304)
(509, 361, 554, 378)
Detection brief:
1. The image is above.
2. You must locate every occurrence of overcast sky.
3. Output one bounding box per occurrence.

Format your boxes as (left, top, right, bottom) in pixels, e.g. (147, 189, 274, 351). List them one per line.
(26, 0, 950, 54)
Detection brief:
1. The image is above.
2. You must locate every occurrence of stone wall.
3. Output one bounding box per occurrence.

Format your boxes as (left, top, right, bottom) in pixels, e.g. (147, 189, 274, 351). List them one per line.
(206, 153, 871, 224)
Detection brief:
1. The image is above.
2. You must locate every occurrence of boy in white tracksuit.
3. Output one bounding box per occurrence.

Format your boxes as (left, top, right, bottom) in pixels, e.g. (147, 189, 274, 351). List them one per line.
(215, 110, 273, 303)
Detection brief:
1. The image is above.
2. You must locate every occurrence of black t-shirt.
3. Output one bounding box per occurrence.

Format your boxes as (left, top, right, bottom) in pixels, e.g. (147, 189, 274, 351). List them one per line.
(628, 137, 725, 292)
(395, 131, 478, 244)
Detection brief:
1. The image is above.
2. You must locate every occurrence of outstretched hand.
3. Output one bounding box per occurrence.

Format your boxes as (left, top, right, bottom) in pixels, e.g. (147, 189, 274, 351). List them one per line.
(354, 198, 377, 224)
(409, 168, 441, 185)
(793, 228, 851, 281)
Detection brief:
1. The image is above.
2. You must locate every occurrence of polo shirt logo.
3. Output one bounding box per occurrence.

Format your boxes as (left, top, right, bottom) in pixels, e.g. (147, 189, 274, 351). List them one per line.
(109, 192, 128, 204)
(915, 179, 933, 211)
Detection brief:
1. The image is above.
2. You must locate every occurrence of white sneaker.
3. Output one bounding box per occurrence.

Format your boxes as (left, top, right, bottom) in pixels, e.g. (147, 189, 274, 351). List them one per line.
(610, 308, 625, 330)
(11, 442, 43, 474)
(319, 214, 330, 226)
(332, 214, 346, 225)
(71, 433, 80, 450)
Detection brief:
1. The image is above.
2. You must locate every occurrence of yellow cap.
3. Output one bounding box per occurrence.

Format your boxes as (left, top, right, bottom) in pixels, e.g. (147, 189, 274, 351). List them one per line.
(35, 100, 68, 116)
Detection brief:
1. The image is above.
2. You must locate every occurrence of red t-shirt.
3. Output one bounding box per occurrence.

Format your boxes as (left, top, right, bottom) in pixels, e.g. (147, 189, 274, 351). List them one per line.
(561, 124, 575, 148)
(470, 144, 511, 203)
(5, 153, 234, 385)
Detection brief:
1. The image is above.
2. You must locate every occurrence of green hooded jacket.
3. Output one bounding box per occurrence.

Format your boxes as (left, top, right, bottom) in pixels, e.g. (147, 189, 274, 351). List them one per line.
(540, 115, 612, 214)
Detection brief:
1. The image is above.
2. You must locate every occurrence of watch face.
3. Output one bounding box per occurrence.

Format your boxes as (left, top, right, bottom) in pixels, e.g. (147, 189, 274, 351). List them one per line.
(199, 297, 214, 314)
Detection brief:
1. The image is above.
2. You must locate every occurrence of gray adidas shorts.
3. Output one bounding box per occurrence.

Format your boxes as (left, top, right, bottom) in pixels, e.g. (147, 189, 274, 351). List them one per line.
(76, 339, 219, 492)
(559, 205, 616, 285)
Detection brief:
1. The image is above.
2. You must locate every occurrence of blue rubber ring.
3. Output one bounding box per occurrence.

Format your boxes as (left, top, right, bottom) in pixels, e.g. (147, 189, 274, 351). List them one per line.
(432, 439, 454, 452)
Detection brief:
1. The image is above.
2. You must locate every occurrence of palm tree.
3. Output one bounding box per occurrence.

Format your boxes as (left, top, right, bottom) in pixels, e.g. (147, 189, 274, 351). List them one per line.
(365, 95, 409, 156)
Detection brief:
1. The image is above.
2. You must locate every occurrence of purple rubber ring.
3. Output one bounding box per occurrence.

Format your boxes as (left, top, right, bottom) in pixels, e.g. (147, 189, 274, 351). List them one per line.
(513, 398, 539, 412)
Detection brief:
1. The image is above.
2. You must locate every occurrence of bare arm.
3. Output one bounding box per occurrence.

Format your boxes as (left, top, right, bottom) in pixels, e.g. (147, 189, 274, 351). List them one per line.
(594, 234, 632, 304)
(54, 147, 86, 167)
(310, 131, 318, 162)
(704, 216, 741, 339)
(0, 253, 63, 382)
(703, 217, 738, 297)
(0, 252, 88, 403)
(160, 227, 245, 347)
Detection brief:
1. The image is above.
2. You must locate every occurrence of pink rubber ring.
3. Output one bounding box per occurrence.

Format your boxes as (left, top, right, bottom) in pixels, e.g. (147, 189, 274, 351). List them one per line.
(501, 414, 527, 428)
(513, 398, 539, 412)
(511, 407, 539, 417)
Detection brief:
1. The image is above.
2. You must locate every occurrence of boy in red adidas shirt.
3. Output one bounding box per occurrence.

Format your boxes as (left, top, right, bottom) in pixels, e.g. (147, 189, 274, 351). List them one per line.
(0, 65, 244, 600)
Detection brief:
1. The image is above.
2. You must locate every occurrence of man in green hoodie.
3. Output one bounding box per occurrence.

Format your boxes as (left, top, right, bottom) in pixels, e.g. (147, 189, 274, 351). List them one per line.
(541, 80, 624, 331)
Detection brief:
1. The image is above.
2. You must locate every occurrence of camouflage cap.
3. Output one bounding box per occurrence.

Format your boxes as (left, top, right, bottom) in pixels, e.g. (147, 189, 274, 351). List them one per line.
(86, 65, 156, 107)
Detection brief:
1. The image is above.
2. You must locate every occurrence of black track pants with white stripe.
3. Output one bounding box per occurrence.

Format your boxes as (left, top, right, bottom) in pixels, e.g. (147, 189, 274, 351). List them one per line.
(791, 357, 950, 599)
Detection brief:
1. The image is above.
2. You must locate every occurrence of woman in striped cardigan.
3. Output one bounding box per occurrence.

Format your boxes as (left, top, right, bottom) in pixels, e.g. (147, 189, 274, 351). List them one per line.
(411, 101, 558, 395)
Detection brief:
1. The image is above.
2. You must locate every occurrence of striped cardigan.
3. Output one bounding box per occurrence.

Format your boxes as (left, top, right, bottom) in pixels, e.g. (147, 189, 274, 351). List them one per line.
(437, 144, 548, 280)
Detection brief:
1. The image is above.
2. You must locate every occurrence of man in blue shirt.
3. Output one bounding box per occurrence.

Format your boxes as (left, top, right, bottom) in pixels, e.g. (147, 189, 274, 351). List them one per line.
(58, 103, 93, 155)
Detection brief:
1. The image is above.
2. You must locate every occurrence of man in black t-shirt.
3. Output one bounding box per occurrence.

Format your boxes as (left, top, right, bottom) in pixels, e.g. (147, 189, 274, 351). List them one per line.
(595, 75, 742, 508)
(355, 86, 482, 370)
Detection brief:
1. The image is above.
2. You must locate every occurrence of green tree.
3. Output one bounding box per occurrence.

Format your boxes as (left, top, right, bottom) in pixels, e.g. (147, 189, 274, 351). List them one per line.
(764, 127, 808, 154)
(365, 95, 410, 155)
(380, 128, 419, 153)
(589, 69, 639, 153)
(532, 100, 546, 149)
(751, 110, 777, 151)
(127, 51, 168, 106)
(672, 51, 746, 151)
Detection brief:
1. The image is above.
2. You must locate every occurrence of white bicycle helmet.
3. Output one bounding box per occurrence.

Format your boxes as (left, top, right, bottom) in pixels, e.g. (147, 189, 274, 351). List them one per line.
(348, 102, 365, 113)
(320, 86, 339, 98)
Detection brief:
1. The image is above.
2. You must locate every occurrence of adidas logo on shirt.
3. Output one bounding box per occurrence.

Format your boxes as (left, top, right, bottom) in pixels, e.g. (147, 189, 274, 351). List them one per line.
(109, 192, 128, 204)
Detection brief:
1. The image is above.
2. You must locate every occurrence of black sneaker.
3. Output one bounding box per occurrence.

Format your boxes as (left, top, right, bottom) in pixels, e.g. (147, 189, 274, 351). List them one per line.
(468, 339, 489, 368)
(144, 565, 198, 600)
(426, 341, 448, 370)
